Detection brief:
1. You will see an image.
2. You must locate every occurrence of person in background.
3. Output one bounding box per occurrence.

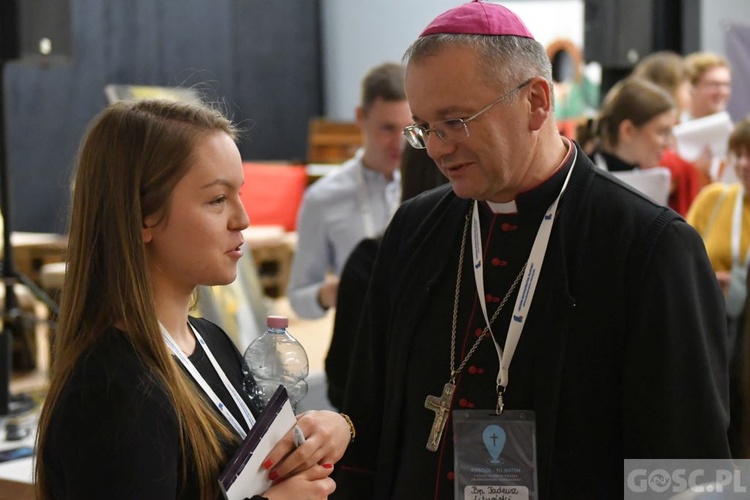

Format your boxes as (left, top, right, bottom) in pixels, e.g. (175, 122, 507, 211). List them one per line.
(334, 2, 729, 498)
(687, 118, 750, 458)
(35, 99, 352, 499)
(589, 77, 677, 205)
(664, 51, 734, 191)
(743, 249, 750, 458)
(592, 77, 677, 172)
(325, 146, 448, 409)
(287, 63, 413, 320)
(574, 117, 598, 157)
(632, 50, 703, 215)
(632, 51, 692, 115)
(545, 38, 599, 121)
(685, 51, 733, 123)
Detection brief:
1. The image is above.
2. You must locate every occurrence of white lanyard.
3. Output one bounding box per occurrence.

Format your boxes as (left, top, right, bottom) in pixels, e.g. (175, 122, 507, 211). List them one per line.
(161, 322, 255, 438)
(355, 164, 377, 238)
(355, 156, 400, 238)
(731, 186, 750, 266)
(470, 147, 576, 392)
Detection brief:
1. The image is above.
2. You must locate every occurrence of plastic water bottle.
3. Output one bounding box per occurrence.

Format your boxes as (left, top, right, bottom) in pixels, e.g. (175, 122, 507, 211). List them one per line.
(242, 315, 309, 411)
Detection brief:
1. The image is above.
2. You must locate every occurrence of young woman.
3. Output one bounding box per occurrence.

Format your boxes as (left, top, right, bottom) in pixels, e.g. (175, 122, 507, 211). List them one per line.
(590, 77, 678, 205)
(632, 51, 708, 215)
(593, 76, 678, 172)
(35, 99, 352, 499)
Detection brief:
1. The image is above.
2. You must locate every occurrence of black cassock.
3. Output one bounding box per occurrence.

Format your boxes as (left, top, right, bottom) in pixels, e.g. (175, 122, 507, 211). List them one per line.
(335, 143, 730, 500)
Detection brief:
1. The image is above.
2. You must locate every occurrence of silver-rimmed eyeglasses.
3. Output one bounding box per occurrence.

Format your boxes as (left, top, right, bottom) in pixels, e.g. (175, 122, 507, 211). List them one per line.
(403, 78, 533, 149)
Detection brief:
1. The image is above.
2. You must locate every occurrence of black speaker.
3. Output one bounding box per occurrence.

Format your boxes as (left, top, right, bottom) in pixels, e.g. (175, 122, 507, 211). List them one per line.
(18, 0, 72, 59)
(584, 0, 682, 69)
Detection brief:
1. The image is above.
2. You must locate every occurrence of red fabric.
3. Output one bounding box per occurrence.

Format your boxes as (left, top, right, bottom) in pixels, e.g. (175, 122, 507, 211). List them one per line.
(659, 149, 701, 217)
(557, 119, 577, 141)
(240, 163, 307, 231)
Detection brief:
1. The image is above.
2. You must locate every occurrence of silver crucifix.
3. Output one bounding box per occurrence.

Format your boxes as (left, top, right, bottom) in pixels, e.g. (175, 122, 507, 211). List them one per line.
(424, 382, 455, 452)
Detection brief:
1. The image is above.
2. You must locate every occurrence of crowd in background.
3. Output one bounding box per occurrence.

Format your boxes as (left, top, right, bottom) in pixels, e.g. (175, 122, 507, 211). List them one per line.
(576, 49, 750, 456)
(12, 3, 748, 498)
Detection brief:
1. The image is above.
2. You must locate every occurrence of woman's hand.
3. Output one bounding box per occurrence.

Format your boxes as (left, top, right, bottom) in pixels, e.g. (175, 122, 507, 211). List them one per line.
(262, 411, 352, 481)
(694, 145, 713, 177)
(262, 464, 336, 500)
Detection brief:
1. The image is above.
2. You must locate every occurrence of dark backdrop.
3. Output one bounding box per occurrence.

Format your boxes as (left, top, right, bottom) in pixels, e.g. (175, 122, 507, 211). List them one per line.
(2, 0, 322, 233)
(584, 0, 695, 101)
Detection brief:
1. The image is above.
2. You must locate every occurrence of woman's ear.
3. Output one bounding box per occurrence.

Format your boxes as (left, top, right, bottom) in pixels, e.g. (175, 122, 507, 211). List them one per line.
(618, 119, 636, 143)
(142, 214, 157, 243)
(528, 78, 552, 132)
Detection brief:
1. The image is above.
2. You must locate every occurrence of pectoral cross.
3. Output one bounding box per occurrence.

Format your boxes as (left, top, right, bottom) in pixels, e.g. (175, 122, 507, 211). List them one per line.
(424, 382, 455, 452)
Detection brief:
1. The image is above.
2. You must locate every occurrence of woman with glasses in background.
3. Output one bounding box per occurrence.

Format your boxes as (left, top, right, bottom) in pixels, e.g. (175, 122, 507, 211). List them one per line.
(588, 77, 678, 206)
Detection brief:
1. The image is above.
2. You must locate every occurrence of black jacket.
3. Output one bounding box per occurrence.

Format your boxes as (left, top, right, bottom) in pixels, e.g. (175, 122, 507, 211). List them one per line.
(43, 317, 264, 499)
(335, 143, 730, 499)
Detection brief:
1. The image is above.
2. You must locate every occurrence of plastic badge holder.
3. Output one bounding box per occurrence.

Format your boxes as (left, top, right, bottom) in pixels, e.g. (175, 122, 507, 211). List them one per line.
(453, 409, 538, 500)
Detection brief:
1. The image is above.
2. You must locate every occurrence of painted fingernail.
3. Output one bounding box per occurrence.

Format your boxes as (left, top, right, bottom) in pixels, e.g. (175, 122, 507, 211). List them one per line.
(262, 459, 274, 470)
(322, 463, 334, 469)
(269, 471, 279, 481)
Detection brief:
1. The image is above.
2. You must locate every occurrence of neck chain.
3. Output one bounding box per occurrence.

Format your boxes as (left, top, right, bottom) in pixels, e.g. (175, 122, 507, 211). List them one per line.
(449, 210, 527, 383)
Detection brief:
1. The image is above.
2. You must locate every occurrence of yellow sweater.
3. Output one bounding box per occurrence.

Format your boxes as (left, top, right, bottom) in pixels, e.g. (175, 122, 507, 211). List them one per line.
(687, 182, 750, 272)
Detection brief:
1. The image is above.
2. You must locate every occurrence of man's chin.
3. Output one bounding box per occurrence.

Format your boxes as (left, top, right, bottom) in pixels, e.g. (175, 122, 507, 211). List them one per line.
(448, 182, 479, 200)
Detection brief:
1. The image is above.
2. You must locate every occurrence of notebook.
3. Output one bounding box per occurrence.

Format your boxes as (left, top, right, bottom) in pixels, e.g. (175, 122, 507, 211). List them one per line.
(219, 385, 296, 500)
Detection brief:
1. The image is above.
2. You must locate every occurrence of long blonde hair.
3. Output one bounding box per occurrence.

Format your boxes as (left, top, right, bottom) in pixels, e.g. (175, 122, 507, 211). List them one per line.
(36, 99, 240, 499)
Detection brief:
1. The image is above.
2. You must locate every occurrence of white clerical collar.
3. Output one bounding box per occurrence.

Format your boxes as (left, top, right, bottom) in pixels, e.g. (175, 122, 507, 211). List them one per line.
(482, 137, 574, 216)
(485, 200, 518, 214)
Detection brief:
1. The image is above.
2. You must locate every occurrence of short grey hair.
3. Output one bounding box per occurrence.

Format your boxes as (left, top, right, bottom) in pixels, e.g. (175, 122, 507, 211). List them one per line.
(403, 34, 552, 95)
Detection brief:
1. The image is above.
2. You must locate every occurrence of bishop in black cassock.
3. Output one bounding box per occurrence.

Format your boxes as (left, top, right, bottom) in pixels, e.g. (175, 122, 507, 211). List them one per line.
(334, 1, 730, 498)
(334, 143, 729, 499)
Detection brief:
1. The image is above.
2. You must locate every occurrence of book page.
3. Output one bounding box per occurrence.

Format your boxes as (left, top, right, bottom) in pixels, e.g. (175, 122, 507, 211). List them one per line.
(673, 111, 734, 163)
(219, 387, 296, 500)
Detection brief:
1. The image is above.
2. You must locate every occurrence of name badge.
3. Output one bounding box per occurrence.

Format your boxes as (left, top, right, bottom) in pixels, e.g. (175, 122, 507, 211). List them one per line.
(453, 410, 538, 500)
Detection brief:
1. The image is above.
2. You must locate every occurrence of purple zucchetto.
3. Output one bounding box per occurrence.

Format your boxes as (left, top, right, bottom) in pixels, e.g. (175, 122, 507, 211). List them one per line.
(420, 0, 534, 39)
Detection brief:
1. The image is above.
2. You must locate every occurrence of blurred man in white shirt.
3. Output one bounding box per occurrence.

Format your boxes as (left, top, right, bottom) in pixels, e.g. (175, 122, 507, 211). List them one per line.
(287, 63, 412, 319)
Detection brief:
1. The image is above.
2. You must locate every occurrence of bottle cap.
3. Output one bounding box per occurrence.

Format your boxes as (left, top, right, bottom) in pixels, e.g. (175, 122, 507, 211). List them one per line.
(267, 316, 289, 329)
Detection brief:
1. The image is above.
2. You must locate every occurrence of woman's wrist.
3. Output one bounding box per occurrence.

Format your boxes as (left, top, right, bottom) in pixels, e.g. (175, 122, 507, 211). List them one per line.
(339, 413, 356, 443)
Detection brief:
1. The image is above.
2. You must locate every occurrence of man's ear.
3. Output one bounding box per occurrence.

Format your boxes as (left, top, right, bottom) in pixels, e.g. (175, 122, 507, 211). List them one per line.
(355, 106, 365, 128)
(528, 78, 552, 131)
